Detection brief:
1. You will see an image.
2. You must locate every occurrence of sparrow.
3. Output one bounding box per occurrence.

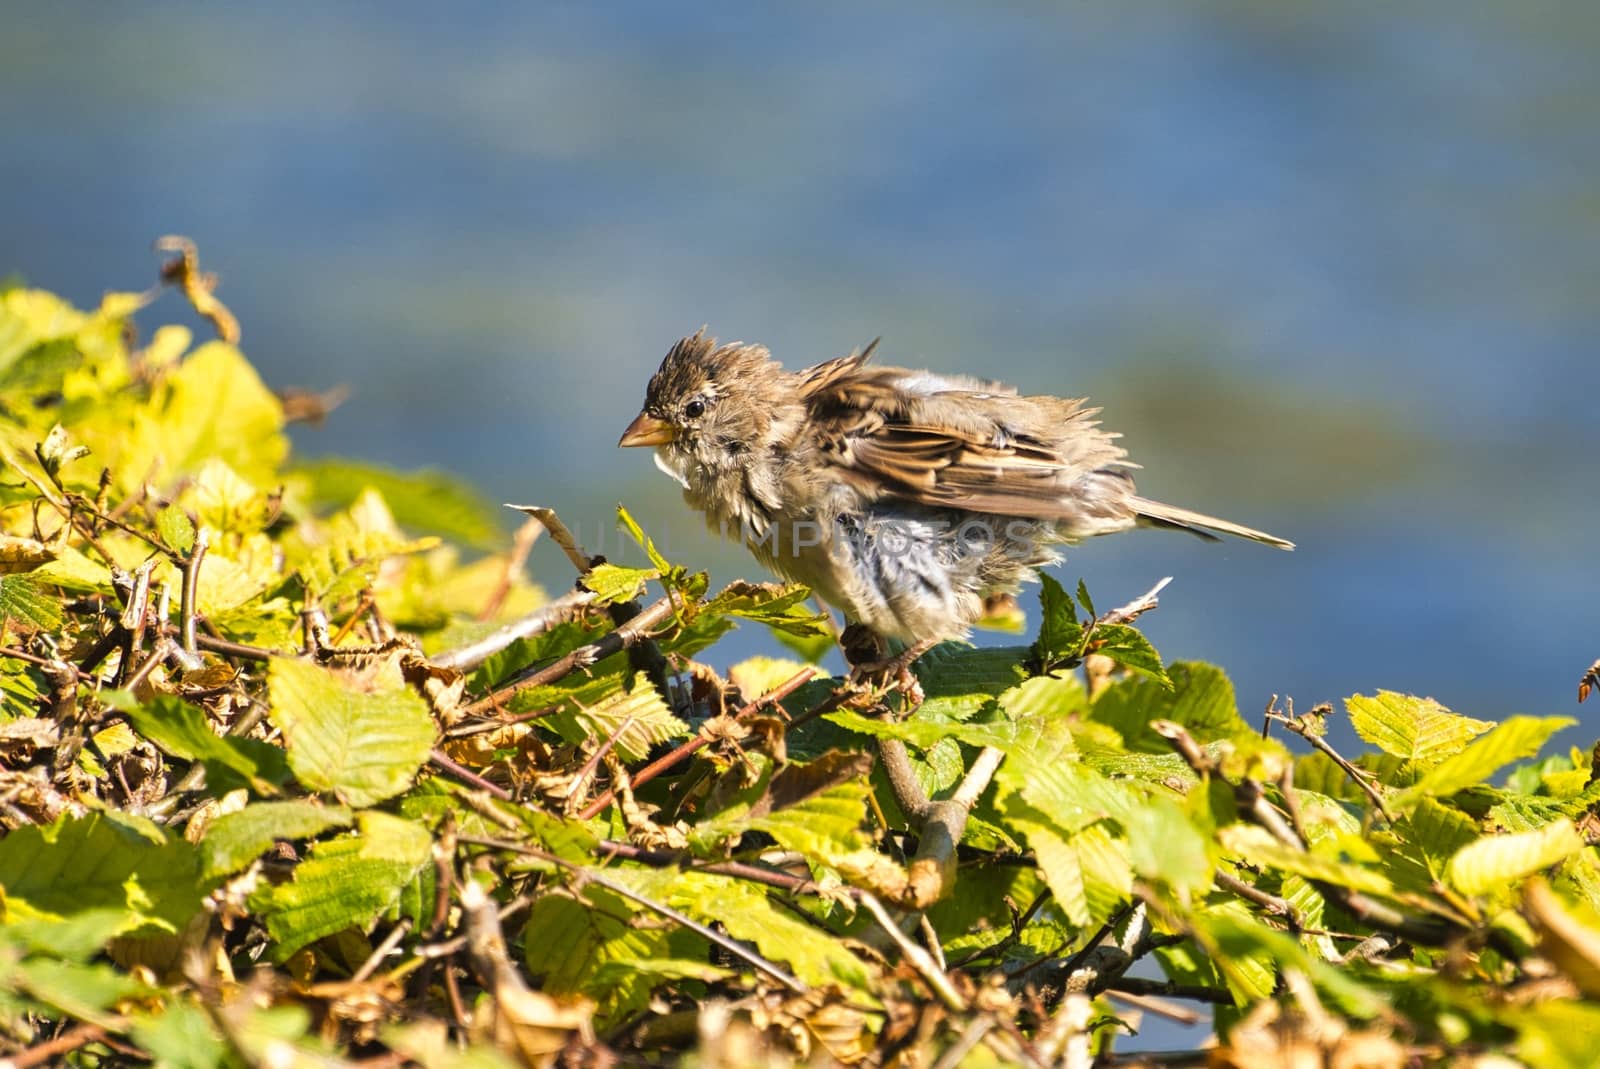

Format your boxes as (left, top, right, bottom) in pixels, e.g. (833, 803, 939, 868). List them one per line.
(620, 330, 1291, 668)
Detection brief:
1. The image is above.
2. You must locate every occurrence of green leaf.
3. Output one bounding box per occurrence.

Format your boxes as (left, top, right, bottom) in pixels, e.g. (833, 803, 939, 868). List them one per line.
(824, 707, 1026, 752)
(1447, 819, 1584, 897)
(1397, 716, 1576, 808)
(1091, 661, 1246, 752)
(743, 777, 901, 884)
(1400, 797, 1482, 879)
(115, 694, 289, 796)
(0, 338, 83, 395)
(770, 622, 839, 664)
(996, 756, 1137, 926)
(200, 801, 355, 879)
(1032, 573, 1084, 666)
(581, 562, 654, 604)
(0, 909, 138, 960)
(124, 341, 287, 487)
(267, 658, 435, 807)
(544, 680, 688, 763)
(521, 885, 686, 1022)
(1126, 797, 1212, 898)
(1088, 622, 1169, 686)
(912, 642, 1027, 719)
(14, 958, 156, 1027)
(250, 811, 432, 960)
(522, 891, 625, 993)
(701, 580, 831, 638)
(293, 459, 505, 549)
(1218, 824, 1395, 896)
(1345, 691, 1492, 764)
(158, 504, 197, 555)
(617, 505, 672, 574)
(129, 1000, 230, 1069)
(999, 673, 1089, 721)
(1074, 578, 1097, 619)
(0, 812, 206, 933)
(661, 871, 873, 990)
(0, 573, 62, 631)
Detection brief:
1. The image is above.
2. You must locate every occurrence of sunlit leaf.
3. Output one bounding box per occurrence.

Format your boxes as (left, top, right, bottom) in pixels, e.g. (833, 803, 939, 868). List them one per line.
(1346, 691, 1492, 764)
(267, 657, 435, 806)
(200, 801, 355, 879)
(249, 811, 432, 960)
(1448, 819, 1584, 897)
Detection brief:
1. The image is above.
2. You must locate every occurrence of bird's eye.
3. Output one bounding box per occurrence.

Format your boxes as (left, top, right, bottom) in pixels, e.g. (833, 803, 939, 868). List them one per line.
(684, 399, 706, 419)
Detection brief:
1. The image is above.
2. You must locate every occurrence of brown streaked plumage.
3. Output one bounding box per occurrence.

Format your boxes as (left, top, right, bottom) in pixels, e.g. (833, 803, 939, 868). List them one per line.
(620, 330, 1291, 648)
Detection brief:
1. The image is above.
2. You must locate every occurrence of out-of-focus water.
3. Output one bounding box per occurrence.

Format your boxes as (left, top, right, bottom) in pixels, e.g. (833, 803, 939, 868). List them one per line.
(3, 3, 1597, 1040)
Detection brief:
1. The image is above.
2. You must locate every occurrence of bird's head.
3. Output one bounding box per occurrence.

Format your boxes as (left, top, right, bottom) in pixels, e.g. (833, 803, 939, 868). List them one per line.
(619, 330, 786, 479)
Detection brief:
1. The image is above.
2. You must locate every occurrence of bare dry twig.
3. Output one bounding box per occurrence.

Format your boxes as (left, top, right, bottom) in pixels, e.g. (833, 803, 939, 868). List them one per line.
(1265, 697, 1396, 824)
(430, 587, 600, 674)
(460, 598, 676, 718)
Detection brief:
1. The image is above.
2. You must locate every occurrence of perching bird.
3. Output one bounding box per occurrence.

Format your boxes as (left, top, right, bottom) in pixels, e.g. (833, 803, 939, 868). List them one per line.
(620, 330, 1290, 669)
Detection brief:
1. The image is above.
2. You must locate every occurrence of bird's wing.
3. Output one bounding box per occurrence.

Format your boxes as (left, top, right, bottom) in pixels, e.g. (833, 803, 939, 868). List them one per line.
(797, 354, 1134, 523)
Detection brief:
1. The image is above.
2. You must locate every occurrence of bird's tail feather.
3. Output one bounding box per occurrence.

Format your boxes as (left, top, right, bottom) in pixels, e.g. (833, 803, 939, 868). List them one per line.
(1129, 497, 1294, 550)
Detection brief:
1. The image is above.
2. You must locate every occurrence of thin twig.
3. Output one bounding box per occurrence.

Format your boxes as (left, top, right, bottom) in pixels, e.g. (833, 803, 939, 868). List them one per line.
(122, 559, 154, 656)
(576, 666, 815, 820)
(0, 1023, 111, 1069)
(1101, 988, 1206, 1025)
(430, 587, 599, 674)
(1215, 869, 1300, 924)
(931, 1018, 994, 1069)
(193, 633, 283, 662)
(566, 716, 634, 813)
(950, 745, 1005, 810)
(1105, 977, 1232, 1005)
(122, 638, 174, 692)
(429, 749, 512, 801)
(496, 839, 809, 995)
(460, 597, 675, 717)
(1265, 699, 1396, 823)
(1097, 576, 1173, 626)
(594, 840, 821, 896)
(479, 516, 544, 621)
(505, 504, 591, 574)
(859, 891, 967, 1011)
(351, 919, 412, 983)
(0, 646, 60, 670)
(179, 527, 209, 654)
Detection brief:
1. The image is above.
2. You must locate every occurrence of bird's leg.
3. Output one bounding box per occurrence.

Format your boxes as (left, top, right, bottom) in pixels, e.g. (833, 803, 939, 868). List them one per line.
(844, 632, 938, 709)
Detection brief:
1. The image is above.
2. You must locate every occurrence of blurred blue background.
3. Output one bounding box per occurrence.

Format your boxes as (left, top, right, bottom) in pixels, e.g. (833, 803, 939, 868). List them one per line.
(4, 6, 1594, 770)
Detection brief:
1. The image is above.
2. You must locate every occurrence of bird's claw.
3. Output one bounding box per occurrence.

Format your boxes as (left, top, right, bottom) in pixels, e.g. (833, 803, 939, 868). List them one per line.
(845, 653, 926, 710)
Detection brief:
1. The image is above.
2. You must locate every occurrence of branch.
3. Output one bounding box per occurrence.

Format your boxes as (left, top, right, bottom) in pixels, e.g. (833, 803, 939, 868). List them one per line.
(480, 839, 809, 995)
(859, 890, 967, 1012)
(430, 587, 599, 673)
(1104, 977, 1233, 1005)
(459, 597, 675, 717)
(1154, 719, 1459, 949)
(1098, 576, 1173, 626)
(0, 1024, 111, 1069)
(1265, 698, 1395, 824)
(576, 666, 815, 820)
(478, 515, 543, 621)
(179, 527, 209, 655)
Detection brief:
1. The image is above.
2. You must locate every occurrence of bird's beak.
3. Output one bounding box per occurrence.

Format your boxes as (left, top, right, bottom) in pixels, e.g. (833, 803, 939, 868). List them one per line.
(619, 412, 675, 448)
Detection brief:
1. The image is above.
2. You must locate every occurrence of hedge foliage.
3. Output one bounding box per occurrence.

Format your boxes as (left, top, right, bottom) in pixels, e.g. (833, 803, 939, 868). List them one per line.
(0, 270, 1597, 1068)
